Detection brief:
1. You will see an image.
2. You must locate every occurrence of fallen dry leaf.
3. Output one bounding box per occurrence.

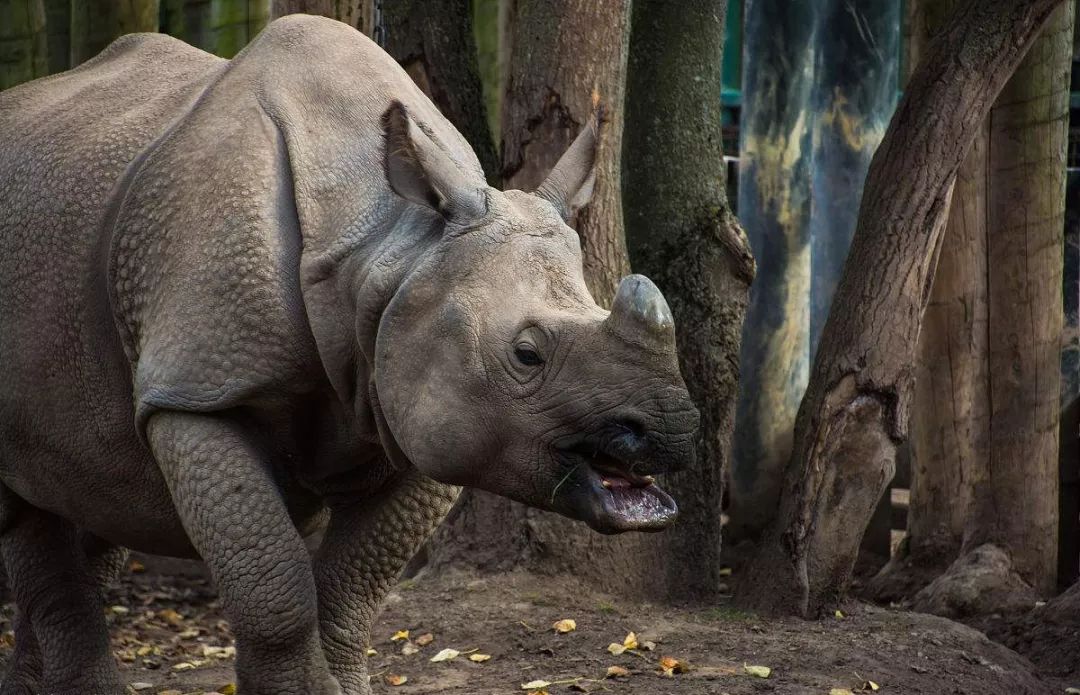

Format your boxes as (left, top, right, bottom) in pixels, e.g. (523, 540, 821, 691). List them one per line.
(835, 609, 845, 619)
(606, 643, 626, 655)
(830, 690, 855, 695)
(385, 674, 408, 686)
(640, 640, 656, 651)
(863, 680, 880, 691)
(521, 680, 552, 690)
(469, 653, 492, 662)
(718, 567, 733, 576)
(219, 685, 237, 695)
(606, 665, 630, 678)
(659, 656, 689, 676)
(430, 648, 459, 662)
(744, 663, 771, 678)
(391, 629, 410, 642)
(365, 647, 377, 657)
(158, 609, 184, 626)
(415, 632, 435, 646)
(622, 631, 639, 649)
(553, 619, 577, 634)
(401, 642, 419, 656)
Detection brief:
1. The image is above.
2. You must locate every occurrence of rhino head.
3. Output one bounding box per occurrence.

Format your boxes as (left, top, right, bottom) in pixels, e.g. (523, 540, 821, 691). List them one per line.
(372, 102, 699, 534)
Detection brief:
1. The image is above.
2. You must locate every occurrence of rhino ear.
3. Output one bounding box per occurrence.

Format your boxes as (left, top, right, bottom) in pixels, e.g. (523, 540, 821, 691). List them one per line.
(382, 101, 487, 224)
(536, 106, 605, 222)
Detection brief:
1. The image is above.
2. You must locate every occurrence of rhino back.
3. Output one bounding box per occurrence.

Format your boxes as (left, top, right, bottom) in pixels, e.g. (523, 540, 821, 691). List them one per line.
(0, 33, 223, 541)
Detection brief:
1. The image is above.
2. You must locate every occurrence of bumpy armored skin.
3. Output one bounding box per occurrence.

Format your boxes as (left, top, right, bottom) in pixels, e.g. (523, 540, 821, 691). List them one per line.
(0, 14, 698, 695)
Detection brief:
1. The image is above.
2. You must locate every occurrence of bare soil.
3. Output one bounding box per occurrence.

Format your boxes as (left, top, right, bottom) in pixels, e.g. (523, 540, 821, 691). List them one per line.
(0, 560, 1071, 695)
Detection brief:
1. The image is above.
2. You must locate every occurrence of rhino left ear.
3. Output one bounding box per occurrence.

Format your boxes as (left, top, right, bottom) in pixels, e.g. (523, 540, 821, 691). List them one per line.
(382, 101, 487, 224)
(536, 106, 605, 222)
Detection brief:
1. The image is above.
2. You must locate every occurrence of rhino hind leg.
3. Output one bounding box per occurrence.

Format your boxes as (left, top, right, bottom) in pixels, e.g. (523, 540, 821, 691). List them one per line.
(0, 498, 124, 695)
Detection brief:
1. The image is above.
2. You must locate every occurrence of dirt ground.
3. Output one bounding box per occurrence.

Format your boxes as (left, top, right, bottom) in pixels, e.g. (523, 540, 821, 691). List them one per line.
(0, 560, 1073, 695)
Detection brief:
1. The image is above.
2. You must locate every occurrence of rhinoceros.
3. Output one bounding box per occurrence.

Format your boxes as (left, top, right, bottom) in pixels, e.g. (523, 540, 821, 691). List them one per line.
(0, 14, 698, 695)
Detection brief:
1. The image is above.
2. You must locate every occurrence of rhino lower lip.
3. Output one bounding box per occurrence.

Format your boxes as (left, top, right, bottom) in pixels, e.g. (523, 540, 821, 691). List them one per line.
(553, 449, 678, 533)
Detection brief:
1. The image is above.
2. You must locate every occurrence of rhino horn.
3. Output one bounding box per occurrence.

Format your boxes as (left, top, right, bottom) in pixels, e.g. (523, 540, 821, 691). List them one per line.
(603, 274, 676, 351)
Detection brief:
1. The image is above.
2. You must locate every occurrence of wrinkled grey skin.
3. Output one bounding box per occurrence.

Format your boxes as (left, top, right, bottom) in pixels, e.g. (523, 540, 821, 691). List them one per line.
(0, 15, 698, 695)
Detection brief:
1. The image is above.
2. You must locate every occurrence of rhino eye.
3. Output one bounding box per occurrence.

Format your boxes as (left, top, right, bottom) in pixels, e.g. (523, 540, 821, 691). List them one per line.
(514, 345, 543, 367)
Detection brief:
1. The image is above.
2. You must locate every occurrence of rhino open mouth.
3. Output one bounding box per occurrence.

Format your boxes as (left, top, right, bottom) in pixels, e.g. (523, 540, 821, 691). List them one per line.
(553, 441, 679, 534)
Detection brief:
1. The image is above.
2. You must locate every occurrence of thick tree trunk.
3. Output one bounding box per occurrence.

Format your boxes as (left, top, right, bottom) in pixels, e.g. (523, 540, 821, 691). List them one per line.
(866, 0, 989, 601)
(70, 0, 160, 66)
(874, 0, 1072, 607)
(737, 0, 1068, 618)
(470, 0, 504, 146)
(728, 0, 817, 542)
(960, 2, 1070, 594)
(270, 0, 373, 33)
(809, 0, 901, 564)
(162, 0, 213, 50)
(429, 0, 708, 601)
(382, 0, 500, 187)
(207, 0, 269, 58)
(42, 0, 68, 73)
(0, 0, 47, 90)
(622, 0, 754, 599)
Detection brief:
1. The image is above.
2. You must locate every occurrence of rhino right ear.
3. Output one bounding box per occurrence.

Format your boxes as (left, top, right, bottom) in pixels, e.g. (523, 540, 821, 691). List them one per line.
(382, 101, 487, 224)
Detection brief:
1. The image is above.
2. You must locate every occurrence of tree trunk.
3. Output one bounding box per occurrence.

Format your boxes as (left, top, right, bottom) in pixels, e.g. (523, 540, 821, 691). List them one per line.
(162, 0, 213, 50)
(429, 0, 697, 601)
(865, 0, 989, 602)
(737, 0, 1068, 618)
(207, 0, 269, 58)
(622, 0, 754, 599)
(70, 0, 160, 66)
(470, 0, 504, 147)
(42, 0, 69, 73)
(0, 0, 48, 90)
(873, 0, 1072, 608)
(728, 0, 817, 542)
(960, 1, 1070, 595)
(381, 0, 500, 187)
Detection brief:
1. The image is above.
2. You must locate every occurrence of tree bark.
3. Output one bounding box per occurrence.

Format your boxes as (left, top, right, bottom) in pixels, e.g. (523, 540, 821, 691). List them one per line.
(622, 0, 754, 599)
(270, 0, 374, 34)
(207, 0, 269, 58)
(737, 0, 1068, 618)
(728, 0, 817, 542)
(42, 0, 68, 73)
(70, 0, 160, 66)
(0, 0, 48, 90)
(381, 0, 500, 187)
(962, 1, 1070, 595)
(873, 0, 1072, 606)
(865, 0, 989, 601)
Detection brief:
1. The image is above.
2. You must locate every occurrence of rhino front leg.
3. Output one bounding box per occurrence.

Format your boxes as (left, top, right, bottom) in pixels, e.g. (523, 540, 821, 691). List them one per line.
(314, 470, 458, 695)
(0, 504, 122, 695)
(0, 532, 128, 695)
(147, 412, 341, 695)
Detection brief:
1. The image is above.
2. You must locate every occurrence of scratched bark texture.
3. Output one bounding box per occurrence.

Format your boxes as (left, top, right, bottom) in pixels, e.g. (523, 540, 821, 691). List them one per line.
(737, 0, 1069, 618)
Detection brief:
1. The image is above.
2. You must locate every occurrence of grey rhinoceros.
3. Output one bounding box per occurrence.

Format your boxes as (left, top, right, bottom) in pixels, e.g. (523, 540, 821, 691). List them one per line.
(0, 14, 698, 695)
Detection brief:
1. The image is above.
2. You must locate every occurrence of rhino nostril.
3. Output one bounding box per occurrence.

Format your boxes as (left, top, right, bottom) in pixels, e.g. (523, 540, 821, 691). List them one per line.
(614, 417, 647, 441)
